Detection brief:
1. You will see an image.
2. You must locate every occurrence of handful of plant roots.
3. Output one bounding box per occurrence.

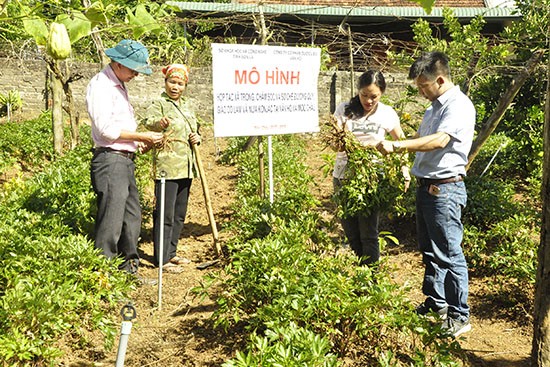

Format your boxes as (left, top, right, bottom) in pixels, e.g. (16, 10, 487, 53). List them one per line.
(156, 130, 185, 152)
(321, 116, 409, 218)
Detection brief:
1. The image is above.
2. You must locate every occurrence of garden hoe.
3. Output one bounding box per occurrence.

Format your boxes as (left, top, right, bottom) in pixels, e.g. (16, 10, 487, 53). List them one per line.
(192, 144, 223, 270)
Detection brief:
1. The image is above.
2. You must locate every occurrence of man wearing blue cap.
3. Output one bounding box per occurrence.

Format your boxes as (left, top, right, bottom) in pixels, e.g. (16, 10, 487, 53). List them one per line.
(86, 39, 164, 278)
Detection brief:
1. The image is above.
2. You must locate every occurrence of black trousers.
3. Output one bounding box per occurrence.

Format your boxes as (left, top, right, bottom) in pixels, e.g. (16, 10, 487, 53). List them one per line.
(333, 177, 380, 265)
(153, 178, 192, 266)
(91, 151, 141, 273)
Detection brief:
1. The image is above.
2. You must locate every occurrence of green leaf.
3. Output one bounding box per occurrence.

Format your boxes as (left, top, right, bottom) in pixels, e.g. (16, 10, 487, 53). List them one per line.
(409, 0, 435, 14)
(85, 1, 109, 27)
(22, 17, 48, 46)
(56, 12, 92, 44)
(127, 4, 160, 39)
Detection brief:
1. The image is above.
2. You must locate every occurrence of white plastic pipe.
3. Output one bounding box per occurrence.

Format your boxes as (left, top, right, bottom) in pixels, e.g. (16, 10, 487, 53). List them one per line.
(115, 303, 136, 367)
(115, 321, 133, 367)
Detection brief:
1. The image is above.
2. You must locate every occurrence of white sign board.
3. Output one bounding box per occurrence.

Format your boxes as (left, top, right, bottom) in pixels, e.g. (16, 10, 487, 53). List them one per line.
(212, 43, 321, 138)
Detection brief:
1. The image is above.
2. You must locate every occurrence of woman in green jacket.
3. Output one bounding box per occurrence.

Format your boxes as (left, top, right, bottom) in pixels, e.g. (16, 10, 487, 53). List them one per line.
(142, 64, 200, 270)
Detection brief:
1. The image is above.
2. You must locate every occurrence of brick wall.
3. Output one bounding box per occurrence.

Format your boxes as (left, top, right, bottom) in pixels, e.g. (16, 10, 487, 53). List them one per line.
(0, 58, 409, 123)
(236, 0, 486, 7)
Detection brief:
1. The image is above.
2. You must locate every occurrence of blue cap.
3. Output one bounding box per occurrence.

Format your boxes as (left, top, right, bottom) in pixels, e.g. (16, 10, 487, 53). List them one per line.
(105, 39, 152, 75)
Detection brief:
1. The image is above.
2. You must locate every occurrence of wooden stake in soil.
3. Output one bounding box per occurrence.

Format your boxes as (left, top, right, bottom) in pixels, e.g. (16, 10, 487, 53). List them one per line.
(192, 145, 222, 257)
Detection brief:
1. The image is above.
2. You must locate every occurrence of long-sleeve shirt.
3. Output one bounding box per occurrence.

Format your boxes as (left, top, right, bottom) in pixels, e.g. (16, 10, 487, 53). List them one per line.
(141, 92, 199, 180)
(86, 65, 138, 152)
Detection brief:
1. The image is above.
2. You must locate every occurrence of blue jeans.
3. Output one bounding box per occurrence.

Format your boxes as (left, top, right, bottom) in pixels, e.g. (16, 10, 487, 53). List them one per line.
(416, 181, 469, 321)
(334, 178, 380, 265)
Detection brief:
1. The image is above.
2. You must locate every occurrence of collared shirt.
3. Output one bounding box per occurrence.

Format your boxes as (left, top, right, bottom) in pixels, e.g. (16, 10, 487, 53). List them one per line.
(412, 85, 476, 179)
(141, 92, 199, 180)
(332, 101, 400, 179)
(86, 65, 138, 152)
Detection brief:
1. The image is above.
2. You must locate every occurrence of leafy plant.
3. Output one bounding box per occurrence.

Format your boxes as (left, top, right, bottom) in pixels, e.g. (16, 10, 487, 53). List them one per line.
(0, 112, 59, 179)
(320, 120, 409, 219)
(462, 176, 518, 230)
(0, 121, 134, 365)
(197, 134, 464, 366)
(0, 89, 22, 117)
(223, 322, 339, 367)
(334, 144, 408, 218)
(226, 135, 319, 243)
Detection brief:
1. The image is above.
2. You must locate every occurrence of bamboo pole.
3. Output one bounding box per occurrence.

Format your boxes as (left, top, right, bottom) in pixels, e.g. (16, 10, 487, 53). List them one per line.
(192, 145, 222, 257)
(467, 50, 543, 170)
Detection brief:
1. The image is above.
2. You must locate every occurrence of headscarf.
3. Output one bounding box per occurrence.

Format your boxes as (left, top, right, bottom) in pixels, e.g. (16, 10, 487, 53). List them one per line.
(162, 64, 189, 83)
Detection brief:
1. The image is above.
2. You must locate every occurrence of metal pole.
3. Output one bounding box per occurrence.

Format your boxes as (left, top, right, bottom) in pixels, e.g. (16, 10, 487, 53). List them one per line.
(268, 136, 273, 203)
(480, 142, 507, 177)
(347, 24, 354, 99)
(157, 171, 166, 310)
(259, 136, 265, 198)
(115, 303, 137, 367)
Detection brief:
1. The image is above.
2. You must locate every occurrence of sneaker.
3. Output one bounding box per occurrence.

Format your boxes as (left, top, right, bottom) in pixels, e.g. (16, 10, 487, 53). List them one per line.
(415, 302, 448, 320)
(169, 256, 192, 265)
(441, 317, 471, 338)
(162, 263, 184, 274)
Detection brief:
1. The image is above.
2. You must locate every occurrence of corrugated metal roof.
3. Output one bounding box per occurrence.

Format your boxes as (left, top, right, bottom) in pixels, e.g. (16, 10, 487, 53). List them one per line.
(167, 1, 521, 21)
(236, 0, 487, 7)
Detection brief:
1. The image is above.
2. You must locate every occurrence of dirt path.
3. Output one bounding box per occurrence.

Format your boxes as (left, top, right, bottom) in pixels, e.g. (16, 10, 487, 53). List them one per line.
(65, 131, 532, 367)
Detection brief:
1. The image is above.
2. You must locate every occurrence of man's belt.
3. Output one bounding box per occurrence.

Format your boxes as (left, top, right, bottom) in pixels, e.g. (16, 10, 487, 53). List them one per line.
(416, 175, 463, 186)
(93, 147, 135, 161)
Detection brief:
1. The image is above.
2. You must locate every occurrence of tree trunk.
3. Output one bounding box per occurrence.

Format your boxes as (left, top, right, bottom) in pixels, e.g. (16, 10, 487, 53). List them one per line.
(466, 50, 544, 170)
(64, 83, 79, 149)
(63, 62, 80, 149)
(82, 0, 109, 66)
(532, 30, 550, 367)
(50, 60, 64, 155)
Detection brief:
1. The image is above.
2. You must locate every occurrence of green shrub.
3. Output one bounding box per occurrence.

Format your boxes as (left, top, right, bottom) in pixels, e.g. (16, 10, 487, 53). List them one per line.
(0, 112, 55, 175)
(227, 135, 319, 242)
(485, 214, 538, 282)
(218, 136, 251, 165)
(20, 143, 95, 235)
(467, 133, 515, 178)
(334, 145, 409, 218)
(0, 123, 134, 365)
(200, 134, 463, 366)
(464, 208, 538, 284)
(463, 176, 518, 230)
(0, 89, 22, 117)
(223, 322, 340, 367)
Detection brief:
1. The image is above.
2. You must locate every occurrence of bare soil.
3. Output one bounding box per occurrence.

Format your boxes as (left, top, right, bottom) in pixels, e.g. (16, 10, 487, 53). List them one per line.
(62, 128, 532, 367)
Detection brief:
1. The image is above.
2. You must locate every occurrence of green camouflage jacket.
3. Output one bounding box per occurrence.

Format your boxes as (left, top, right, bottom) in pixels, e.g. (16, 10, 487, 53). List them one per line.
(142, 92, 199, 180)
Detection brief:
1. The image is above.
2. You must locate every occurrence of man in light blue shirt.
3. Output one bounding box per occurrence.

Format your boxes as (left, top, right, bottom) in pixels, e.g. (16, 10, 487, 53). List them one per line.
(377, 51, 475, 338)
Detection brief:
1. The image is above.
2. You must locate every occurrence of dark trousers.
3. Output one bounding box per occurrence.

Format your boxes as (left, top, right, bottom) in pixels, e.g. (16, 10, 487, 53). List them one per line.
(91, 152, 141, 273)
(334, 177, 380, 265)
(341, 210, 380, 265)
(153, 178, 192, 266)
